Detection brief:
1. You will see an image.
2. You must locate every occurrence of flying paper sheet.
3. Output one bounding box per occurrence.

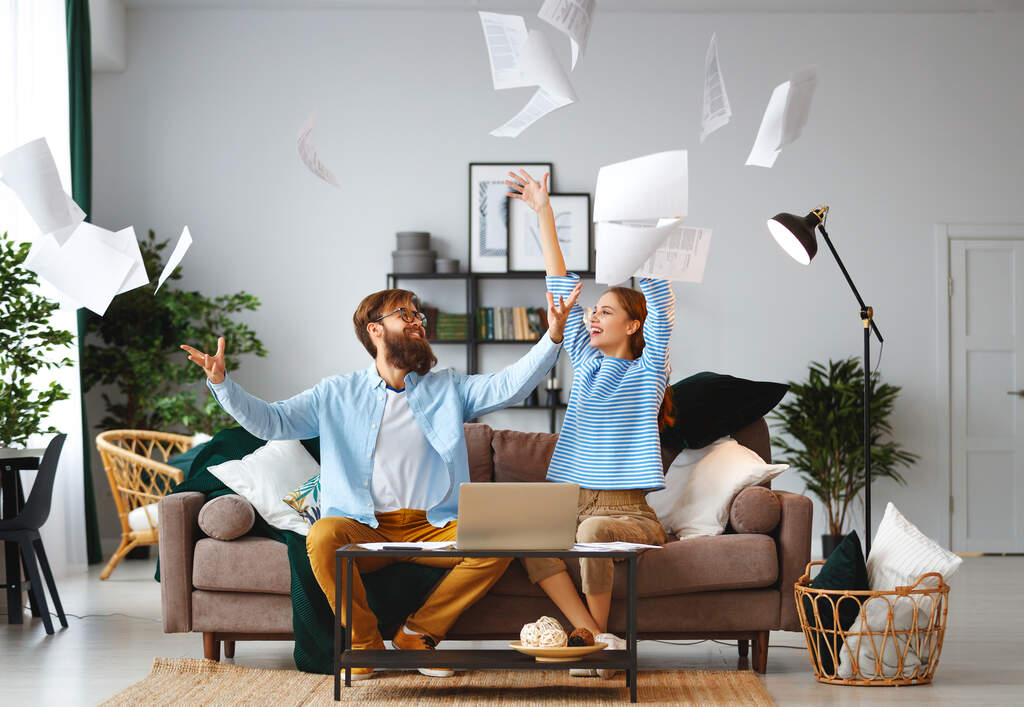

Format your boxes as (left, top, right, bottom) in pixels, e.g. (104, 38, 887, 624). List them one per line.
(746, 66, 818, 168)
(700, 33, 732, 143)
(24, 224, 135, 316)
(538, 0, 596, 71)
(595, 219, 685, 285)
(478, 12, 531, 89)
(107, 226, 150, 294)
(297, 113, 340, 188)
(0, 138, 85, 244)
(156, 226, 192, 293)
(490, 88, 574, 138)
(636, 225, 712, 283)
(593, 150, 688, 223)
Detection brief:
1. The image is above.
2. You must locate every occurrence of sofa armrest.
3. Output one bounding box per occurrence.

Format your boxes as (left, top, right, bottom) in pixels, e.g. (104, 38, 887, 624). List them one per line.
(158, 491, 206, 633)
(772, 490, 813, 631)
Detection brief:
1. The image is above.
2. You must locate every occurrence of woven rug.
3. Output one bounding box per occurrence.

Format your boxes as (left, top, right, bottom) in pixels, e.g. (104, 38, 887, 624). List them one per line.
(102, 658, 775, 706)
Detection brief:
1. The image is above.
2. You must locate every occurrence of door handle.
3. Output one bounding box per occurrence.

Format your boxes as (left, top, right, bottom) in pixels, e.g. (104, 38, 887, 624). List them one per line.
(1009, 390, 1024, 397)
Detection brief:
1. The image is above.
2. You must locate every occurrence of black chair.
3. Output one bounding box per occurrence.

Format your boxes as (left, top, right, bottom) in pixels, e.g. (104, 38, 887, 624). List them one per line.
(0, 434, 68, 634)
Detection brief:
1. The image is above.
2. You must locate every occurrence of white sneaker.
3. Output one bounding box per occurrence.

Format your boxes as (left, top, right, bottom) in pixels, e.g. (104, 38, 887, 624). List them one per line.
(594, 633, 626, 679)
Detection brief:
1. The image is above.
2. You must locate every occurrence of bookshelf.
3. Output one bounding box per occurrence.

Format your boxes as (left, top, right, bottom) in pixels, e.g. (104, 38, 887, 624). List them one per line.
(386, 271, 596, 433)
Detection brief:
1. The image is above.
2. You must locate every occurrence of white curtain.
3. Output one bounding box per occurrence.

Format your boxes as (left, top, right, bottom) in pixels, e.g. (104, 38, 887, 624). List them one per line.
(1, 0, 88, 578)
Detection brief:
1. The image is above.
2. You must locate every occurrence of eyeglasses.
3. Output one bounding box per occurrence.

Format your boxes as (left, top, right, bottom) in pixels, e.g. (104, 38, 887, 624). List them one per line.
(374, 307, 427, 326)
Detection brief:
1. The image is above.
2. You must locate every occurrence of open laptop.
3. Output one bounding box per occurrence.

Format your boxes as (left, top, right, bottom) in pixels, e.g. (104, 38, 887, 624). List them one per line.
(455, 482, 579, 551)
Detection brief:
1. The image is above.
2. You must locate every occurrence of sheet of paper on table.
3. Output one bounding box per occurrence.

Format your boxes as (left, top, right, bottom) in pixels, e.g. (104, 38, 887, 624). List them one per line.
(357, 541, 456, 551)
(537, 0, 596, 71)
(573, 542, 664, 552)
(746, 66, 818, 168)
(0, 137, 85, 244)
(700, 33, 732, 143)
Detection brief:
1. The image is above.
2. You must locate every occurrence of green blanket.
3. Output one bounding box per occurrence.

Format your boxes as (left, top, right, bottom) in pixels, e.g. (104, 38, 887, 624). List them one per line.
(160, 427, 445, 674)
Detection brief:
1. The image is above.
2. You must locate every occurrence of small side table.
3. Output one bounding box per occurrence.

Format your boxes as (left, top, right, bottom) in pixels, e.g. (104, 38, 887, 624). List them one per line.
(333, 546, 641, 702)
(1, 451, 44, 624)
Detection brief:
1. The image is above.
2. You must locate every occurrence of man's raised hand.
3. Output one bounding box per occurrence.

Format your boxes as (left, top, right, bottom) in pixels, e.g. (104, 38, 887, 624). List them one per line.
(180, 336, 226, 385)
(545, 282, 582, 345)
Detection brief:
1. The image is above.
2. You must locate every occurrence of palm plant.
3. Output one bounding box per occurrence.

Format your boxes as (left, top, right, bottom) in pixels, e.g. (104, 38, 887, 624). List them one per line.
(770, 357, 917, 537)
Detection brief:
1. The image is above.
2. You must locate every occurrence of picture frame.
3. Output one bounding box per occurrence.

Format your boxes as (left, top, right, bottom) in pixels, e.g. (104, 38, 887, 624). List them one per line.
(507, 193, 592, 274)
(468, 162, 553, 273)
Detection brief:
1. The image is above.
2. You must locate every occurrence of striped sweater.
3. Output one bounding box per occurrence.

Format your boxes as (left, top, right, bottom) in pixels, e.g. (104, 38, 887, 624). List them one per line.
(546, 274, 675, 490)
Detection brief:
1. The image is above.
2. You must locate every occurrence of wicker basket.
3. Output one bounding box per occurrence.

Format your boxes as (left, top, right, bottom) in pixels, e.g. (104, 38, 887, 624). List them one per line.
(794, 561, 949, 686)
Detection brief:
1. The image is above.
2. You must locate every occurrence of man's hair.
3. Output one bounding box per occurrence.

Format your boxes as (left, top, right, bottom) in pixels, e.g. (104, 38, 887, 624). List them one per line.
(353, 288, 420, 357)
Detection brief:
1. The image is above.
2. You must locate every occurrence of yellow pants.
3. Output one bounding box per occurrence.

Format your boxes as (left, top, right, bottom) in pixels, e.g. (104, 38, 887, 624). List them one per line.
(306, 509, 511, 648)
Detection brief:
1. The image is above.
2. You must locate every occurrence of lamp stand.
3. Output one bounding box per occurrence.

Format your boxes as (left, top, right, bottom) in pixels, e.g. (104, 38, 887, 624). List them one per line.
(817, 224, 883, 556)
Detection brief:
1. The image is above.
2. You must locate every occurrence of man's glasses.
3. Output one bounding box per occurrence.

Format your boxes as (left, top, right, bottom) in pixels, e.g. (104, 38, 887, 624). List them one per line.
(374, 307, 427, 326)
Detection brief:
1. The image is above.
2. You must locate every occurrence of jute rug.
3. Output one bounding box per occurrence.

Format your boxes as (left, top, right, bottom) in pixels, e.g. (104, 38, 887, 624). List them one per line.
(102, 658, 775, 706)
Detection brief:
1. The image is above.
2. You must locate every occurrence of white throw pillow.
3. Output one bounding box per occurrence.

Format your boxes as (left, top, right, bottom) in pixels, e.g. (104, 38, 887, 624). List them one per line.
(867, 502, 963, 591)
(646, 438, 788, 539)
(127, 502, 159, 532)
(208, 440, 321, 535)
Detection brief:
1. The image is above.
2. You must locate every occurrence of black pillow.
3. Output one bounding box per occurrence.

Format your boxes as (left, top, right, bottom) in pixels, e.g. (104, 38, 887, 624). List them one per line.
(803, 530, 869, 674)
(660, 371, 789, 450)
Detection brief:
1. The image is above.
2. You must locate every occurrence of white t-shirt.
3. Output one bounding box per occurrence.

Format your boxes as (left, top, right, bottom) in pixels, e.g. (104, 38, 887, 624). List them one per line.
(370, 387, 448, 513)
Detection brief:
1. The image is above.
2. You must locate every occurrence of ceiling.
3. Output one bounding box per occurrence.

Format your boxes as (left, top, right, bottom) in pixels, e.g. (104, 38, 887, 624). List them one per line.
(121, 0, 1024, 13)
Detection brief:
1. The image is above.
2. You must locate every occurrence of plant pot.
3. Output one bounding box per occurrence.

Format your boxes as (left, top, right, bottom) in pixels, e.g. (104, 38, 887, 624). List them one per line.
(821, 533, 845, 559)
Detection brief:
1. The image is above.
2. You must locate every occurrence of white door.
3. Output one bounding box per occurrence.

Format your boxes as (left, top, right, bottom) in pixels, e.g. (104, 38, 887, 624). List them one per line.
(950, 239, 1024, 553)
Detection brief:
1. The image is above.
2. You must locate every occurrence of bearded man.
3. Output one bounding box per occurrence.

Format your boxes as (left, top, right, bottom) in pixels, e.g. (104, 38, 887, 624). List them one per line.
(181, 285, 578, 680)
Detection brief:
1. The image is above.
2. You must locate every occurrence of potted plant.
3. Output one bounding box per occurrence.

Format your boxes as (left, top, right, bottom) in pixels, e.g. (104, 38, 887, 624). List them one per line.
(0, 232, 74, 450)
(81, 229, 266, 434)
(770, 357, 918, 558)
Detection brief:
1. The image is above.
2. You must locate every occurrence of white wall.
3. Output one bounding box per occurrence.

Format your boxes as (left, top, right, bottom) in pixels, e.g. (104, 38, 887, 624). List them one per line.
(90, 7, 1024, 550)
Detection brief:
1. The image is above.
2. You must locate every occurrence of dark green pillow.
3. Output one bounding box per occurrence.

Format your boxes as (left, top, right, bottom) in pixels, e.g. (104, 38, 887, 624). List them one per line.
(165, 440, 209, 476)
(803, 530, 869, 674)
(660, 371, 789, 450)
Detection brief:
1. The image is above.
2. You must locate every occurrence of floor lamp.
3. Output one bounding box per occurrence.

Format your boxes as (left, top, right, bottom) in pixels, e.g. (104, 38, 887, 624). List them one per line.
(766, 206, 884, 555)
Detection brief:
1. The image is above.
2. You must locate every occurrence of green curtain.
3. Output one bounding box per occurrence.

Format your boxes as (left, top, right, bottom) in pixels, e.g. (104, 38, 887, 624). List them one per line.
(66, 0, 102, 565)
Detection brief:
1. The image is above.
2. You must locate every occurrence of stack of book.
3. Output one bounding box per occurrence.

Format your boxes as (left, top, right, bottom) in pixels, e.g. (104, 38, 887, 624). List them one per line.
(476, 306, 547, 341)
(437, 312, 468, 340)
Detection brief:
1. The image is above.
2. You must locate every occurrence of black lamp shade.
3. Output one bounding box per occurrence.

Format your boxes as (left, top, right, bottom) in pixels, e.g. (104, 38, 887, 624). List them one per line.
(767, 211, 820, 265)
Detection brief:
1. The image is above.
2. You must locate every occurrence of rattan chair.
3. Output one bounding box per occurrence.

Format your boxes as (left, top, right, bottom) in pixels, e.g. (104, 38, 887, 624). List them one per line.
(96, 430, 194, 580)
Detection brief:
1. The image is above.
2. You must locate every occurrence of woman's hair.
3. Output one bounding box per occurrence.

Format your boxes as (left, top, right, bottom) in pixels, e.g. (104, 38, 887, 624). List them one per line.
(605, 286, 676, 432)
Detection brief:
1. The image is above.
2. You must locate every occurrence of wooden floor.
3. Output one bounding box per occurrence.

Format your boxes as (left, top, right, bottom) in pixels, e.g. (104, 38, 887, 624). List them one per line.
(1, 554, 1021, 705)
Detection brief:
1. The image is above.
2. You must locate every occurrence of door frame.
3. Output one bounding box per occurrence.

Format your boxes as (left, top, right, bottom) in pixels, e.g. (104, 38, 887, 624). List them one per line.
(935, 223, 1024, 551)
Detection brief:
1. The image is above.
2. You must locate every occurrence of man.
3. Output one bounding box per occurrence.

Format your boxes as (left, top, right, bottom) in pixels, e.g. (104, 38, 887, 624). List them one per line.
(181, 285, 578, 680)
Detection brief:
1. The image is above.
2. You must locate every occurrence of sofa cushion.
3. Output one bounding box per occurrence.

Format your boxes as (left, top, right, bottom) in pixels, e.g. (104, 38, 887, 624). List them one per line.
(490, 533, 779, 599)
(193, 536, 291, 595)
(464, 423, 495, 483)
(729, 486, 782, 534)
(492, 429, 556, 482)
(198, 494, 255, 540)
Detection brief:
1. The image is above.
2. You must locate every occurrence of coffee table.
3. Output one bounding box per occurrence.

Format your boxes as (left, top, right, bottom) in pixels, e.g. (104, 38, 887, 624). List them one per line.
(333, 546, 640, 702)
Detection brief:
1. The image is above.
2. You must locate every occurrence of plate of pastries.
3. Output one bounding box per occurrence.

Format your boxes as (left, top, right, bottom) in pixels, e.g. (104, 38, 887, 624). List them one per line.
(510, 617, 607, 662)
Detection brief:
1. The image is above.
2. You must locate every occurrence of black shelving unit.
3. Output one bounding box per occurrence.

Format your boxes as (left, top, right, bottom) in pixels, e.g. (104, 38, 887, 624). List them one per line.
(387, 271, 596, 432)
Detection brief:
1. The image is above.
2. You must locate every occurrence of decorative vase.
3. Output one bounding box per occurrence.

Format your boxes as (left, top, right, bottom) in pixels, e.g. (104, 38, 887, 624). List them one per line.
(821, 533, 845, 559)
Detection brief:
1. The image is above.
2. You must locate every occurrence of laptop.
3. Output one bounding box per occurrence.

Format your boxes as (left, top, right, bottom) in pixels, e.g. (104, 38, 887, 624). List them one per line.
(455, 482, 579, 551)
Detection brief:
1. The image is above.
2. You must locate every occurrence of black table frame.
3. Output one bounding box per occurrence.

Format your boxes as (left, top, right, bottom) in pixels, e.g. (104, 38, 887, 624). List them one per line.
(1, 456, 41, 624)
(333, 546, 640, 702)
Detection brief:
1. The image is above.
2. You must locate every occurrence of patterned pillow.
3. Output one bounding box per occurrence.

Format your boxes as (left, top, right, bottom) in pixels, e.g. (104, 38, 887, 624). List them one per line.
(283, 474, 321, 526)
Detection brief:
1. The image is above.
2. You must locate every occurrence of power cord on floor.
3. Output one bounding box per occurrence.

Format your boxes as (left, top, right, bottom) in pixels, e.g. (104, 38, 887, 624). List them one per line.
(34, 611, 162, 624)
(651, 639, 805, 650)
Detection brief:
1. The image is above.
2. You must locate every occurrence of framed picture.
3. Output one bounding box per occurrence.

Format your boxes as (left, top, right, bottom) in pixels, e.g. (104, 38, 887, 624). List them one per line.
(468, 162, 553, 273)
(507, 193, 591, 273)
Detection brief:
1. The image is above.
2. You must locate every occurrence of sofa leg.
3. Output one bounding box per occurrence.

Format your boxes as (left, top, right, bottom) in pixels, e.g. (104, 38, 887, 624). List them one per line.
(203, 632, 220, 662)
(224, 640, 235, 659)
(737, 639, 749, 658)
(752, 631, 768, 673)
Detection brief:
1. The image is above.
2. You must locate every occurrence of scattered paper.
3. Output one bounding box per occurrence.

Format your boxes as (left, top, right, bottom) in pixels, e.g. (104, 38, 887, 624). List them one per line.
(0, 138, 85, 243)
(480, 15, 578, 139)
(490, 87, 574, 138)
(358, 542, 456, 551)
(106, 226, 150, 293)
(538, 0, 595, 71)
(636, 225, 712, 283)
(156, 226, 192, 293)
(595, 219, 685, 285)
(478, 12, 531, 90)
(746, 66, 818, 168)
(573, 542, 664, 552)
(296, 113, 340, 188)
(24, 225, 135, 316)
(700, 33, 732, 143)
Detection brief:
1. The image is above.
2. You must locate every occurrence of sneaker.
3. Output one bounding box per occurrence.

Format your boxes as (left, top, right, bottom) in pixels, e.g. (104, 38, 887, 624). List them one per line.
(392, 626, 455, 678)
(347, 635, 385, 681)
(594, 633, 626, 679)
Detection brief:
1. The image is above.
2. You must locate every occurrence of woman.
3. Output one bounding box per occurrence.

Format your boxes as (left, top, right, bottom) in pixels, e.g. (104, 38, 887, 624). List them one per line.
(506, 169, 675, 671)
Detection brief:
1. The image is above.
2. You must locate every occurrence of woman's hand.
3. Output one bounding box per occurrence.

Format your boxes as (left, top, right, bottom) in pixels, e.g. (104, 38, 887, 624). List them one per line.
(505, 169, 550, 213)
(180, 337, 226, 384)
(545, 282, 582, 344)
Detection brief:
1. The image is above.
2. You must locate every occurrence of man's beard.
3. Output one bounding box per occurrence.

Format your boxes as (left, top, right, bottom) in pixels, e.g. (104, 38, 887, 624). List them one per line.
(382, 327, 437, 377)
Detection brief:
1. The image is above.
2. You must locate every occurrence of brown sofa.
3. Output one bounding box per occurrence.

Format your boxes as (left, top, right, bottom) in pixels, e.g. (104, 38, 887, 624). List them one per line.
(159, 418, 811, 672)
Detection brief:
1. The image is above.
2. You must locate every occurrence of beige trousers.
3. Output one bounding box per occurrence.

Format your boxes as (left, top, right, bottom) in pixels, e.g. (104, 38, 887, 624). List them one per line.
(521, 488, 667, 595)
